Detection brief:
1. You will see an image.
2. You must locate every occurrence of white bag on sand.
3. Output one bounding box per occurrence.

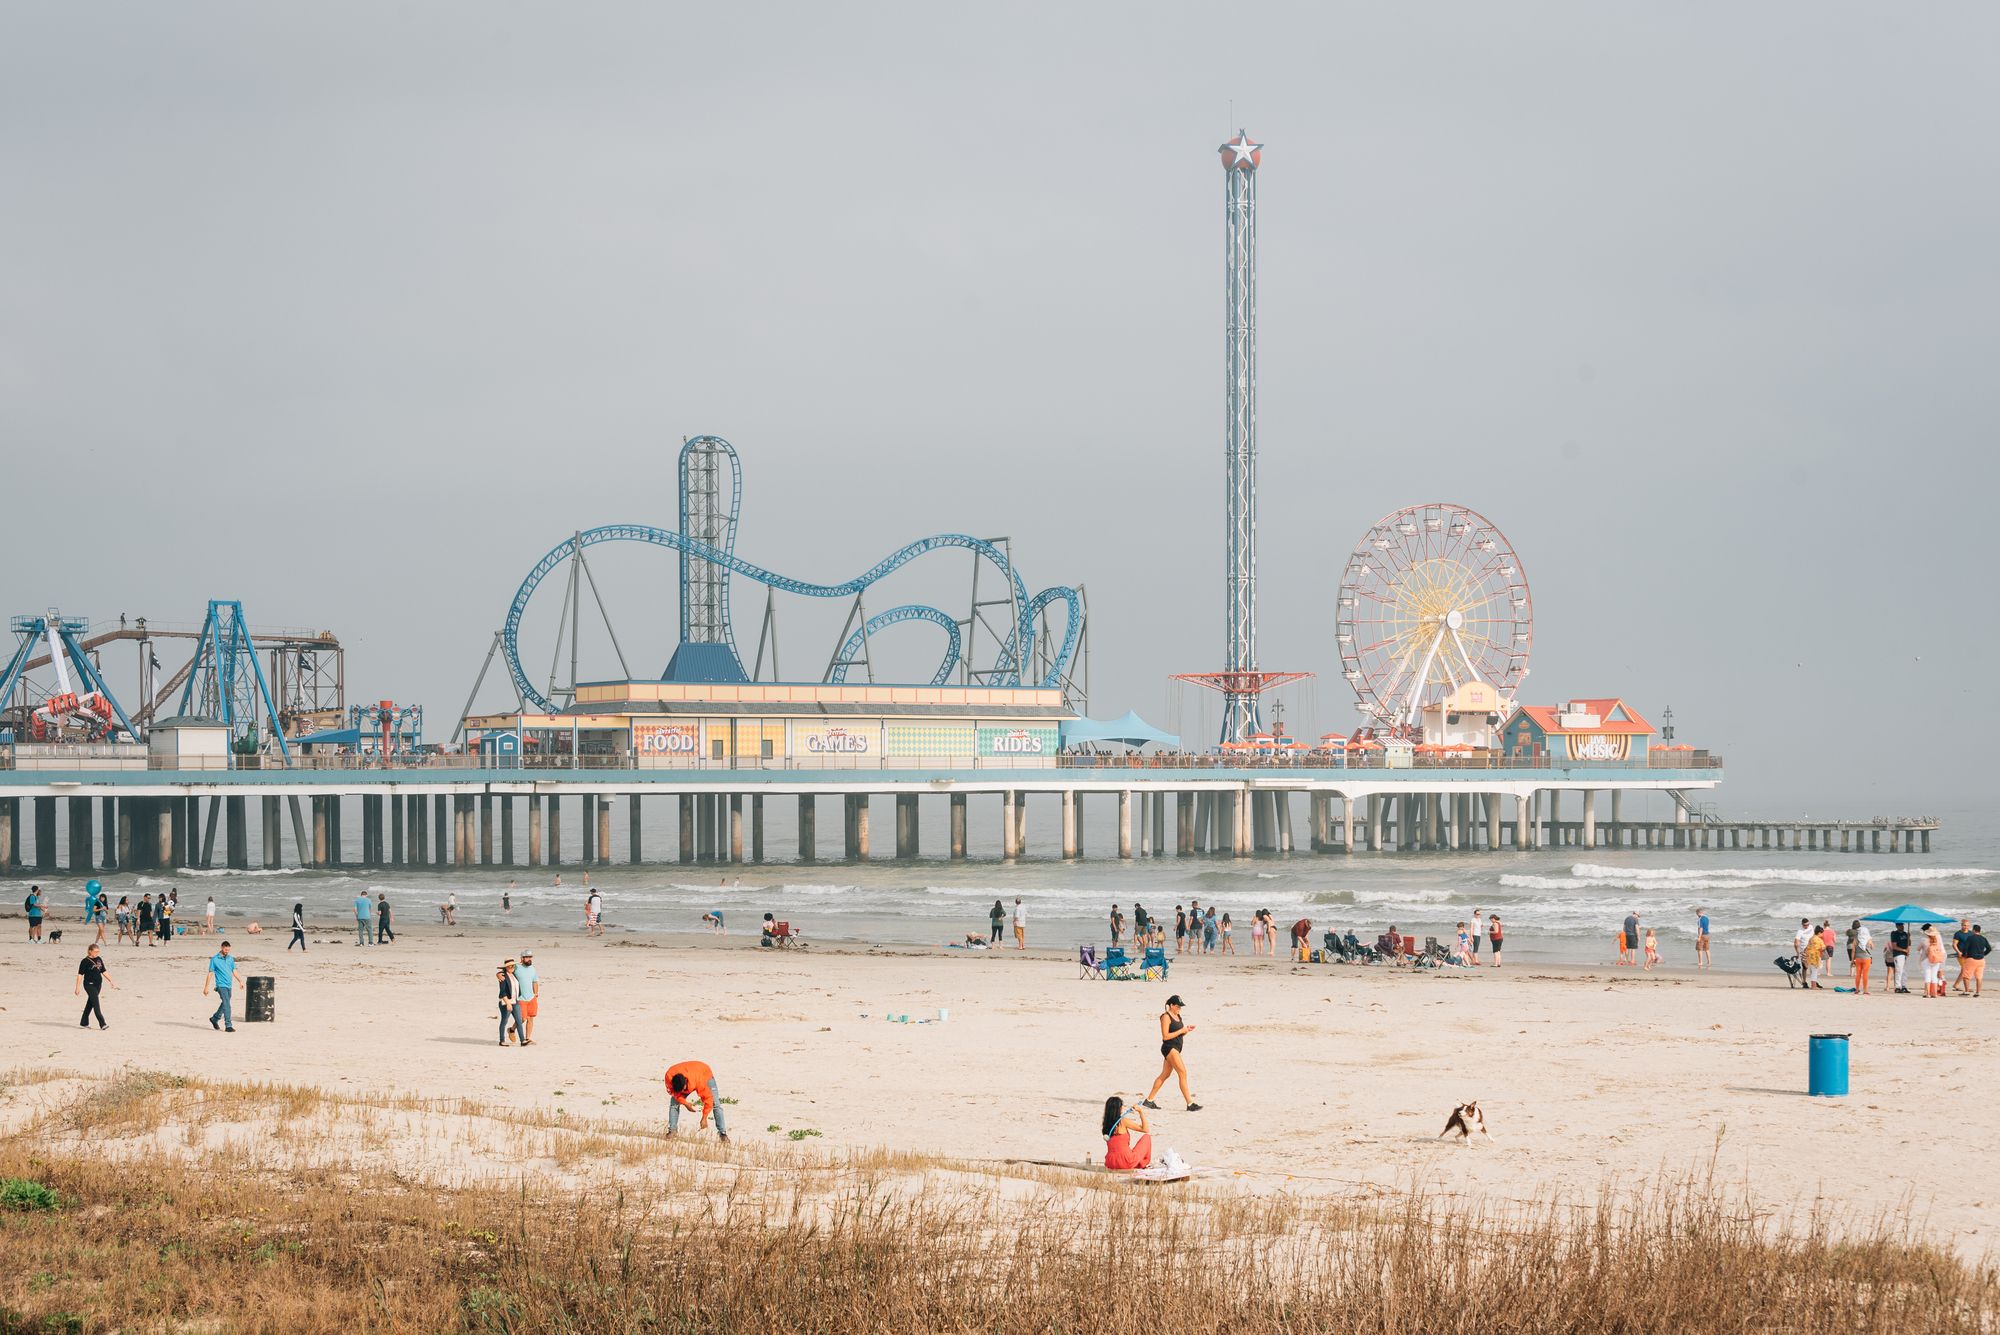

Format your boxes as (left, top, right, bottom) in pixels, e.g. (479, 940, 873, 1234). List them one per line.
(1132, 1148, 1191, 1183)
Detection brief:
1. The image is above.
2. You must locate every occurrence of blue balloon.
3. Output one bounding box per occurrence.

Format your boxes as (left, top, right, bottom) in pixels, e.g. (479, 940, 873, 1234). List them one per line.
(86, 879, 102, 894)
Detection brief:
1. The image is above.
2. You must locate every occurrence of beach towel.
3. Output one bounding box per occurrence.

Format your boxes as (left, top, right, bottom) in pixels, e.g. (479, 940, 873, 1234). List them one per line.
(1130, 1148, 1191, 1183)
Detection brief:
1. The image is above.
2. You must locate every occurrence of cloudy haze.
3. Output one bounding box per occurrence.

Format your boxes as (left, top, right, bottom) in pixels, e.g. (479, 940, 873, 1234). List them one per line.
(2, 3, 1991, 812)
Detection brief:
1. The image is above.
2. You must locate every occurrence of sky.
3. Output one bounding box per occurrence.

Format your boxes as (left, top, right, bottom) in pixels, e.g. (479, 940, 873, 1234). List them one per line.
(1, 2, 1993, 813)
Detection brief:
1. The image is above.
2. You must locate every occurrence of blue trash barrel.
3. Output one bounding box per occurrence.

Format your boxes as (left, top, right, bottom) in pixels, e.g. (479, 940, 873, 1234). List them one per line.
(1808, 1033, 1850, 1097)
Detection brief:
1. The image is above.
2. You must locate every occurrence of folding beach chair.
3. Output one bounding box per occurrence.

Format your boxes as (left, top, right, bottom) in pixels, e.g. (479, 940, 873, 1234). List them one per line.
(1102, 946, 1132, 980)
(771, 921, 808, 950)
(1079, 944, 1105, 979)
(1141, 946, 1170, 981)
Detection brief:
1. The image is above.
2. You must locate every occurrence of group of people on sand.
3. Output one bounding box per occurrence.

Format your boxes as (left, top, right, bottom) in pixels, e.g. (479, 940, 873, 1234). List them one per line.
(1791, 915, 1988, 998)
(987, 898, 1028, 949)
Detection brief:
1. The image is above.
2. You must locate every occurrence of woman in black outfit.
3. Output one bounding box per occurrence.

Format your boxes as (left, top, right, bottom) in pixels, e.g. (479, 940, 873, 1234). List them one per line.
(1142, 994, 1202, 1112)
(288, 903, 307, 952)
(376, 893, 395, 943)
(496, 962, 523, 1045)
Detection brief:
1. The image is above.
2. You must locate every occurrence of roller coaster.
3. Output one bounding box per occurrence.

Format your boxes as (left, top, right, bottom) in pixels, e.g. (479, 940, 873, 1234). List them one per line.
(495, 437, 1087, 715)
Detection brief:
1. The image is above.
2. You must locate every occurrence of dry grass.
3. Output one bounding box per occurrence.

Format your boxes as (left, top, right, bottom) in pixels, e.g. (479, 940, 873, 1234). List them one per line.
(0, 1073, 1994, 1334)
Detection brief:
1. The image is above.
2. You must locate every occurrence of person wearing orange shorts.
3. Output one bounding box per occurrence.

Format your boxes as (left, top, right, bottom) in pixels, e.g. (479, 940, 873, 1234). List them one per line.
(514, 950, 541, 1044)
(1848, 919, 1873, 995)
(1962, 924, 1990, 997)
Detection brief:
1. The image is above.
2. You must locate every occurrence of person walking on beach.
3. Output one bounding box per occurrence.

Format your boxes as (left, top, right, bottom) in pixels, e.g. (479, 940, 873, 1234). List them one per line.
(1220, 912, 1234, 955)
(496, 960, 524, 1046)
(1849, 919, 1873, 995)
(1142, 995, 1201, 1112)
(1109, 905, 1125, 947)
(988, 899, 1005, 945)
(136, 893, 155, 946)
(1012, 897, 1027, 951)
(1174, 905, 1187, 955)
(1951, 919, 1973, 994)
(585, 890, 603, 937)
(1962, 925, 1989, 997)
(1132, 902, 1149, 946)
(664, 1060, 729, 1142)
(204, 941, 237, 1032)
(1488, 913, 1504, 967)
(376, 893, 395, 944)
(287, 902, 307, 952)
(1643, 927, 1660, 970)
(1889, 923, 1912, 994)
(1469, 909, 1483, 965)
(1620, 910, 1640, 966)
(160, 890, 177, 942)
(25, 886, 44, 942)
(1203, 905, 1219, 954)
(514, 951, 539, 1043)
(1695, 908, 1711, 970)
(75, 943, 111, 1029)
(355, 892, 375, 946)
(1248, 910, 1265, 956)
(204, 896, 216, 937)
(115, 896, 132, 945)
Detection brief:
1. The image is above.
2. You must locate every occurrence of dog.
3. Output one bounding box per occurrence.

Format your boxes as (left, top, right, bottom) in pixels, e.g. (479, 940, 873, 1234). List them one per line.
(47, 929, 63, 943)
(1439, 1101, 1491, 1143)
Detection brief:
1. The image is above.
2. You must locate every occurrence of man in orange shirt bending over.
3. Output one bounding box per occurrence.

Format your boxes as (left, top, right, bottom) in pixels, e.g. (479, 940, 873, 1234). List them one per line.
(664, 1060, 728, 1143)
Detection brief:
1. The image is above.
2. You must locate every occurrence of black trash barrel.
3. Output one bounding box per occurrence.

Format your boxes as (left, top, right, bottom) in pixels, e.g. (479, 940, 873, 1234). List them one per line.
(244, 975, 275, 1023)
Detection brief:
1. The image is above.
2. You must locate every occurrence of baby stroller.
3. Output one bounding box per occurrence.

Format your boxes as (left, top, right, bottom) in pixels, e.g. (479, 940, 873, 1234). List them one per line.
(1774, 955, 1806, 989)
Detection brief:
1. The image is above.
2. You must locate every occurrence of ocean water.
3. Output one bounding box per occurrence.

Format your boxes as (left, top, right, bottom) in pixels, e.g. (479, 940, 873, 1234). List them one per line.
(12, 799, 1994, 974)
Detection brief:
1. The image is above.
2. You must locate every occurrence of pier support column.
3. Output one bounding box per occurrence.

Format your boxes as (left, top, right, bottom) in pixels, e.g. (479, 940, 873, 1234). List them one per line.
(124, 799, 142, 871)
(1514, 795, 1529, 850)
(750, 796, 764, 863)
(66, 796, 93, 872)
(679, 795, 695, 863)
(1276, 792, 1293, 853)
(855, 795, 870, 860)
(1002, 790, 1018, 860)
(842, 796, 859, 860)
(1921, 829, 1931, 852)
(389, 795, 404, 866)
(477, 795, 491, 865)
(728, 795, 743, 863)
(1610, 790, 1623, 846)
(628, 795, 641, 864)
(501, 797, 515, 866)
(695, 797, 711, 862)
(1192, 794, 1209, 852)
(798, 795, 817, 862)
(581, 795, 596, 864)
(598, 796, 613, 865)
(528, 796, 542, 866)
(1177, 793, 1195, 856)
(1152, 792, 1166, 858)
(225, 796, 248, 870)
(950, 793, 967, 859)
(548, 796, 562, 865)
(1338, 796, 1353, 853)
(1061, 792, 1078, 859)
(1013, 790, 1028, 858)
(312, 798, 329, 868)
(1582, 791, 1597, 848)
(1119, 791, 1133, 859)
(32, 798, 55, 870)
(0, 800, 11, 874)
(896, 794, 918, 859)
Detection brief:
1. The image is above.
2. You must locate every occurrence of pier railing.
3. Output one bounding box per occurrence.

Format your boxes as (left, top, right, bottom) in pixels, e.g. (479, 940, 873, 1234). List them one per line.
(0, 746, 1722, 776)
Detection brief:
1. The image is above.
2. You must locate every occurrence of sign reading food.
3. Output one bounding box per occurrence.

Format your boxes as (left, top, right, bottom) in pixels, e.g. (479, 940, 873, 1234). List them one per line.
(632, 722, 699, 758)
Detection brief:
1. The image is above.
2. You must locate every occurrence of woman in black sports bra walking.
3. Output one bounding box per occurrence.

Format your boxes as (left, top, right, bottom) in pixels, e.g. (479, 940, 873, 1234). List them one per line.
(1142, 994, 1202, 1112)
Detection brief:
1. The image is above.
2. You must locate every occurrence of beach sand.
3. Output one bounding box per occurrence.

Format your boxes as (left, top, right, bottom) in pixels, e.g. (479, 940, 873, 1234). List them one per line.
(0, 920, 1990, 1257)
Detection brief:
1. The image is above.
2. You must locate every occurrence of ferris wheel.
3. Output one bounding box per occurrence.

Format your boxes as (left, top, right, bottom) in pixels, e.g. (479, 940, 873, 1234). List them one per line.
(1335, 502, 1532, 728)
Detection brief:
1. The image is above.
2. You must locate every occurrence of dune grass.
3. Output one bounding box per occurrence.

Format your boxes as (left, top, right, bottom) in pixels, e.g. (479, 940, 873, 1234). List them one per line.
(0, 1073, 1993, 1334)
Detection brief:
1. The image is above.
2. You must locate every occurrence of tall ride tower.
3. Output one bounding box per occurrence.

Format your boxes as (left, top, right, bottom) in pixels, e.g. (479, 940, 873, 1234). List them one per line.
(1219, 130, 1263, 743)
(1178, 131, 1307, 744)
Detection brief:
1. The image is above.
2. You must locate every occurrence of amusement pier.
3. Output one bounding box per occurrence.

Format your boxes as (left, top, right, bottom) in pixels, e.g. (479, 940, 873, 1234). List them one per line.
(0, 132, 1936, 874)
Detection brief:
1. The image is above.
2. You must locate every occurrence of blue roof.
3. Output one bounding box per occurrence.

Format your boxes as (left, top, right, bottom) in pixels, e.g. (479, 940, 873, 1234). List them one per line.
(290, 727, 361, 747)
(1061, 710, 1178, 748)
(663, 642, 749, 684)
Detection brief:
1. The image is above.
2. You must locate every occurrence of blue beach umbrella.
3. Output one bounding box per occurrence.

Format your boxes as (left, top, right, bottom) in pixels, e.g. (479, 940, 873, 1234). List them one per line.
(1859, 904, 1960, 924)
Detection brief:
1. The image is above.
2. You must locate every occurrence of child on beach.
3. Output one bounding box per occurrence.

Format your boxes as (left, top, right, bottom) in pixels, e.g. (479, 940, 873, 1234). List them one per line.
(1643, 928, 1660, 970)
(1455, 922, 1472, 965)
(1220, 912, 1234, 954)
(1249, 912, 1264, 955)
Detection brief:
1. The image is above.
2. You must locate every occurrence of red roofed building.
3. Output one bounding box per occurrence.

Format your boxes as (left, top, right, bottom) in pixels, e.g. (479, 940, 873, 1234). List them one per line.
(1501, 698, 1653, 764)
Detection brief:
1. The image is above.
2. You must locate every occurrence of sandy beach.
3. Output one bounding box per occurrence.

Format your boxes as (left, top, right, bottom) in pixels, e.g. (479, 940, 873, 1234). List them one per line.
(1, 917, 1991, 1258)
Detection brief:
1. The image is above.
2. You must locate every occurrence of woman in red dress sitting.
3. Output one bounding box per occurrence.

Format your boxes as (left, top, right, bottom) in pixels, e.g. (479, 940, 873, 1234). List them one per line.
(1101, 1095, 1152, 1170)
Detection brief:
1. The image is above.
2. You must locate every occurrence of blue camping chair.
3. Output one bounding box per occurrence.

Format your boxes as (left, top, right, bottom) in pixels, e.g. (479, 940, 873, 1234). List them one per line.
(1141, 946, 1170, 981)
(1102, 945, 1132, 980)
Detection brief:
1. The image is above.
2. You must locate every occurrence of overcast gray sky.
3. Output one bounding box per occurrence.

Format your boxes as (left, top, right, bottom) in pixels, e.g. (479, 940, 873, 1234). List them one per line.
(2, 3, 1991, 811)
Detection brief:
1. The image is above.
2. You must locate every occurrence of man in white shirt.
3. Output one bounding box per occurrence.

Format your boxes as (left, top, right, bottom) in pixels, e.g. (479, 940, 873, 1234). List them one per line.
(1793, 918, 1813, 962)
(1012, 897, 1027, 951)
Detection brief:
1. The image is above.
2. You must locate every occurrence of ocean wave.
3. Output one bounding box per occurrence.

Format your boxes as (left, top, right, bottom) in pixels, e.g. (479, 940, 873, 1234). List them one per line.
(1565, 863, 1992, 887)
(171, 866, 307, 878)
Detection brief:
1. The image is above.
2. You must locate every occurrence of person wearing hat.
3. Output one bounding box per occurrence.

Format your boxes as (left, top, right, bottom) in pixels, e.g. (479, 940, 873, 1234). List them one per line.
(496, 960, 525, 1046)
(514, 951, 540, 1044)
(1141, 995, 1202, 1113)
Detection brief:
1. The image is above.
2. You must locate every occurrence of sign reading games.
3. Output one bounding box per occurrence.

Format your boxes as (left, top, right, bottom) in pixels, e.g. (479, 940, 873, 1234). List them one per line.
(796, 722, 880, 757)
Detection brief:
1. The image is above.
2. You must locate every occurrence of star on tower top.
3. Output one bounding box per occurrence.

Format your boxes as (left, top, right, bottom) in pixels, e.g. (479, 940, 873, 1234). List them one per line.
(1219, 130, 1262, 171)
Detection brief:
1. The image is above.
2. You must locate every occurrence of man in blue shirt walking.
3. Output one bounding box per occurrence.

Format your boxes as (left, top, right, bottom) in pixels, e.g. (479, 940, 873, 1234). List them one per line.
(355, 893, 375, 945)
(205, 941, 237, 1032)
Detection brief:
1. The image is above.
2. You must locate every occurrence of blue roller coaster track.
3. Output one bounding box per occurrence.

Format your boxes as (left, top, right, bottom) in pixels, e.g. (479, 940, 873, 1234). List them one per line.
(502, 437, 1083, 715)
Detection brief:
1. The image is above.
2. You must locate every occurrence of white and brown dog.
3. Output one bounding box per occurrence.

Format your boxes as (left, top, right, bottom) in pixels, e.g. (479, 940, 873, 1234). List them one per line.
(1439, 1101, 1491, 1143)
